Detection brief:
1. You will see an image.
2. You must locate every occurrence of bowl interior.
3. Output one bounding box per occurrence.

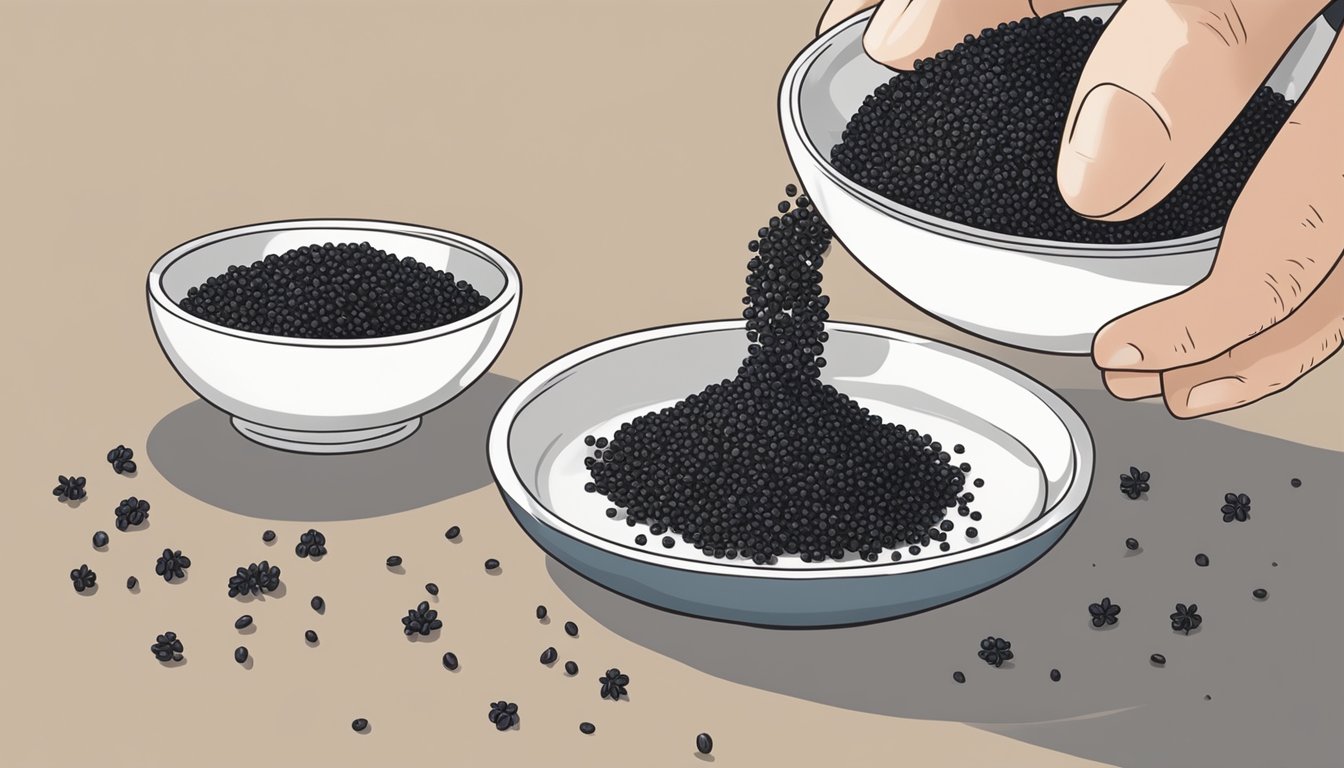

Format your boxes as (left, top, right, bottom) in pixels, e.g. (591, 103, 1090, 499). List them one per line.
(158, 225, 508, 308)
(503, 322, 1090, 576)
(791, 5, 1335, 251)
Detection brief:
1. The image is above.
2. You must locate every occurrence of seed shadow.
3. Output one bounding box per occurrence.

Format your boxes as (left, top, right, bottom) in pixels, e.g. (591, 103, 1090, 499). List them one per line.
(61, 498, 85, 509)
(407, 629, 441, 643)
(694, 753, 715, 763)
(241, 656, 254, 670)
(159, 657, 187, 668)
(238, 624, 256, 636)
(76, 584, 99, 597)
(93, 542, 108, 553)
(146, 373, 518, 521)
(128, 581, 140, 594)
(387, 565, 405, 575)
(546, 388, 1344, 768)
(233, 582, 288, 602)
(305, 634, 320, 647)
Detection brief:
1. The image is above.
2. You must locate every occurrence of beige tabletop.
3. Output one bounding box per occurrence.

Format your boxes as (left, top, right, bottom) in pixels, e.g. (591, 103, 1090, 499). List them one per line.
(3, 2, 1341, 767)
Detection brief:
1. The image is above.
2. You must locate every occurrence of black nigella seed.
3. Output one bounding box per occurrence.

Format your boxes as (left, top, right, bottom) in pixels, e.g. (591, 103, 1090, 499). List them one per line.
(1195, 553, 1210, 567)
(445, 526, 460, 539)
(107, 445, 136, 475)
(565, 621, 579, 637)
(70, 564, 97, 593)
(953, 670, 966, 684)
(697, 733, 714, 755)
(977, 636, 1012, 667)
(785, 183, 798, 196)
(973, 478, 984, 487)
(605, 508, 618, 518)
(580, 721, 596, 735)
(1291, 478, 1301, 488)
(150, 631, 184, 663)
(488, 701, 520, 731)
(235, 615, 253, 630)
(295, 528, 327, 558)
(425, 583, 438, 596)
(662, 536, 675, 549)
(262, 530, 276, 543)
(1088, 597, 1121, 627)
(565, 660, 579, 675)
(352, 718, 368, 733)
(1119, 466, 1151, 500)
(228, 561, 281, 598)
(484, 558, 500, 571)
(443, 651, 459, 670)
(386, 555, 403, 568)
(176, 242, 491, 338)
(401, 600, 442, 636)
(966, 527, 978, 538)
(311, 595, 325, 612)
(1126, 537, 1139, 551)
(114, 497, 150, 531)
(1220, 492, 1251, 522)
(939, 542, 951, 551)
(92, 531, 108, 548)
(234, 646, 248, 664)
(1253, 588, 1268, 599)
(305, 629, 318, 643)
(154, 548, 191, 583)
(1170, 603, 1202, 634)
(536, 605, 548, 620)
(126, 576, 138, 590)
(583, 193, 969, 565)
(830, 17, 1290, 243)
(53, 475, 87, 502)
(1050, 668, 1061, 682)
(1151, 653, 1167, 666)
(540, 646, 558, 665)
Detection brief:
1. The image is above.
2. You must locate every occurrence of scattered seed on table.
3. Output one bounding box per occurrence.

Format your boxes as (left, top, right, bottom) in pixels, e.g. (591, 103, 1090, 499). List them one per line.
(386, 555, 403, 568)
(295, 529, 327, 558)
(540, 647, 558, 665)
(234, 646, 249, 664)
(1291, 478, 1302, 488)
(697, 733, 714, 755)
(599, 668, 629, 700)
(1151, 653, 1167, 666)
(1220, 492, 1251, 523)
(126, 576, 138, 590)
(425, 583, 439, 596)
(228, 561, 281, 597)
(151, 631, 184, 663)
(1253, 588, 1268, 600)
(443, 651, 460, 670)
(565, 621, 578, 637)
(1125, 537, 1140, 551)
(1050, 669, 1061, 682)
(1120, 467, 1150, 499)
(565, 660, 579, 675)
(92, 531, 108, 548)
(305, 630, 318, 643)
(1089, 597, 1121, 627)
(53, 475, 87, 502)
(351, 718, 368, 733)
(70, 564, 96, 593)
(113, 497, 151, 531)
(978, 636, 1012, 667)
(311, 595, 325, 612)
(536, 605, 548, 620)
(445, 526, 460, 539)
(1195, 553, 1210, 567)
(402, 601, 442, 636)
(155, 548, 191, 582)
(262, 530, 276, 543)
(1171, 603, 1202, 634)
(488, 701, 520, 731)
(235, 615, 253, 630)
(484, 558, 500, 571)
(580, 721, 596, 734)
(107, 445, 136, 474)
(953, 671, 966, 683)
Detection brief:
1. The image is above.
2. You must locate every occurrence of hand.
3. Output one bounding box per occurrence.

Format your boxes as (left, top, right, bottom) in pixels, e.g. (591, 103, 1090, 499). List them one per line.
(819, 0, 1343, 418)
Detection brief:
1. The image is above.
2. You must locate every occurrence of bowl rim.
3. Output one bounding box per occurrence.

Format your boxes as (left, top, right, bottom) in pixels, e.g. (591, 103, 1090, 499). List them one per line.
(778, 7, 1229, 259)
(146, 218, 521, 348)
(488, 319, 1094, 582)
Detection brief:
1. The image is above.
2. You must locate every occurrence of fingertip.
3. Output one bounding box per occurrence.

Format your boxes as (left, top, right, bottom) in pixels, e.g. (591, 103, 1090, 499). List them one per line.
(1092, 318, 1145, 369)
(1103, 370, 1161, 400)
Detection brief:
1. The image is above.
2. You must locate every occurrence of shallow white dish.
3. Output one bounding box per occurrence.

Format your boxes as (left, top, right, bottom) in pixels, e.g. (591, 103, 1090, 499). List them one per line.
(489, 321, 1093, 627)
(148, 219, 520, 453)
(779, 6, 1335, 353)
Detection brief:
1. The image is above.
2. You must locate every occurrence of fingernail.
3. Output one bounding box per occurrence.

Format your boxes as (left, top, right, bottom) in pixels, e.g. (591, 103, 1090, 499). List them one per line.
(1098, 342, 1144, 369)
(1058, 84, 1169, 218)
(1185, 377, 1247, 413)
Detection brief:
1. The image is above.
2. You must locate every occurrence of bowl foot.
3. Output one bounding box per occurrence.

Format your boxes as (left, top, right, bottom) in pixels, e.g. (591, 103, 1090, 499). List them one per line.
(231, 417, 421, 454)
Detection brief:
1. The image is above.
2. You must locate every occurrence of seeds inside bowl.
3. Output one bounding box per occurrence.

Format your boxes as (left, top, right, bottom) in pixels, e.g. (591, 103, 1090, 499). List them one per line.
(585, 190, 971, 564)
(829, 16, 1292, 244)
(176, 242, 491, 339)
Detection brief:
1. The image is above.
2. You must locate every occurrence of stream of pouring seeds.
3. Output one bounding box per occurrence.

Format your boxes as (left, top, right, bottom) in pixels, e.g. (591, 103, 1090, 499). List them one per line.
(584, 190, 971, 564)
(829, 15, 1293, 243)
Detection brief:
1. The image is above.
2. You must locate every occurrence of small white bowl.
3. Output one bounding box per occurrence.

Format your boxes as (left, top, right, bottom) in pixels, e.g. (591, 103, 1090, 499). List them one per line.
(780, 6, 1335, 353)
(489, 320, 1092, 627)
(148, 219, 520, 453)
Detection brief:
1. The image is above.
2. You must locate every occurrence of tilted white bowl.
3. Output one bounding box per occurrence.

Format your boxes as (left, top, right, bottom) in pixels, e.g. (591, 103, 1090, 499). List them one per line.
(780, 6, 1335, 353)
(148, 219, 520, 453)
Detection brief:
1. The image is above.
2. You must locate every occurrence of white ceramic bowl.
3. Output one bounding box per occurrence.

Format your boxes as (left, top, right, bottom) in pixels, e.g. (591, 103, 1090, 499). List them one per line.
(148, 219, 520, 453)
(489, 321, 1093, 627)
(780, 7, 1336, 353)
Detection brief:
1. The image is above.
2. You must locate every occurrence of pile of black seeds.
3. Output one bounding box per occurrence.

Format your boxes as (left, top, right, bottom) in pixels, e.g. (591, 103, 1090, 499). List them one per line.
(829, 15, 1293, 243)
(176, 242, 492, 339)
(585, 190, 970, 563)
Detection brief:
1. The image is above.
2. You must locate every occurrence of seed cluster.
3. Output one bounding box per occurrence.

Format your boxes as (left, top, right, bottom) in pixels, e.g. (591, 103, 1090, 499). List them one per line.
(177, 242, 491, 339)
(114, 497, 150, 531)
(53, 475, 87, 502)
(227, 561, 281, 598)
(830, 16, 1293, 243)
(586, 191, 969, 563)
(107, 445, 136, 475)
(150, 631, 184, 663)
(155, 548, 191, 582)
